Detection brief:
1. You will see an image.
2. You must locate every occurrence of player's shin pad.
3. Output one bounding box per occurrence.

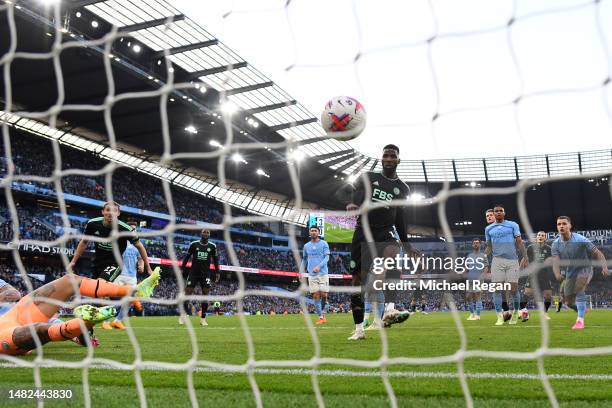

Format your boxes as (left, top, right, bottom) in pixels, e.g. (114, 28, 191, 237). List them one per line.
(351, 293, 365, 324)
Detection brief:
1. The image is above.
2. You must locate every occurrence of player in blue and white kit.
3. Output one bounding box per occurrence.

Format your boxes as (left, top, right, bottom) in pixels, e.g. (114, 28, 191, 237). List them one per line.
(103, 240, 143, 330)
(302, 226, 330, 325)
(465, 238, 488, 321)
(485, 205, 528, 325)
(551, 216, 609, 330)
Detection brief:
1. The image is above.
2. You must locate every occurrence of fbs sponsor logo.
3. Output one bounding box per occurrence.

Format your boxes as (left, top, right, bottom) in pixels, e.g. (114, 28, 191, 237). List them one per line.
(372, 188, 393, 202)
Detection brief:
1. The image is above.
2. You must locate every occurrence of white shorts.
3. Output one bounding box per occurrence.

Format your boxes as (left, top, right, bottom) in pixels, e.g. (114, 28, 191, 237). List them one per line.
(308, 275, 329, 293)
(114, 275, 137, 286)
(491, 257, 520, 283)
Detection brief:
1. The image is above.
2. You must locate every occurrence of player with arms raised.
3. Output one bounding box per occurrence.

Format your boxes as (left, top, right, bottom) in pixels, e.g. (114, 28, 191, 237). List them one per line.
(346, 144, 411, 340)
(302, 226, 330, 325)
(551, 216, 609, 330)
(485, 205, 528, 325)
(180, 228, 220, 326)
(69, 201, 153, 281)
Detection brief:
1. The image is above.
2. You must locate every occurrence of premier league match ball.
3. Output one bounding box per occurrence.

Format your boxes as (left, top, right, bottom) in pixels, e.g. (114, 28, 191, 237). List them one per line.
(320, 96, 367, 141)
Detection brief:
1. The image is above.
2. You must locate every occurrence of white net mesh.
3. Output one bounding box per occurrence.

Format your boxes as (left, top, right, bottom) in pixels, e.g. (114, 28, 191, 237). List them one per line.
(1, 0, 611, 407)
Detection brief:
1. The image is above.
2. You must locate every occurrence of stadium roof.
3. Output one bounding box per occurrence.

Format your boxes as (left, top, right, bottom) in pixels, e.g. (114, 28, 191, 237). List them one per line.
(1, 0, 611, 231)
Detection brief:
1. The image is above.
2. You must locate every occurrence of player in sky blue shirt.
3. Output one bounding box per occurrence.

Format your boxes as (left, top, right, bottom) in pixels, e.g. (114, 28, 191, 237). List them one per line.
(551, 216, 609, 330)
(121, 242, 140, 279)
(485, 219, 521, 260)
(485, 205, 528, 325)
(303, 230, 330, 277)
(108, 240, 143, 329)
(465, 237, 489, 321)
(302, 226, 330, 323)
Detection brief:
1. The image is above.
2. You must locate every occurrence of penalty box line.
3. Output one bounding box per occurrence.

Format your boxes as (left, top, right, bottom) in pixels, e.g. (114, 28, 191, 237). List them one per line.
(1, 362, 611, 381)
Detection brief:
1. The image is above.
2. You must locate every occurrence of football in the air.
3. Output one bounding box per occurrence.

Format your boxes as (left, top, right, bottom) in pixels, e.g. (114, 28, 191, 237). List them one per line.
(320, 96, 367, 141)
(503, 311, 512, 321)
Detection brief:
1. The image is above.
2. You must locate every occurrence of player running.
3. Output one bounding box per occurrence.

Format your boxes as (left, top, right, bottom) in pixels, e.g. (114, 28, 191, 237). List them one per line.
(521, 231, 554, 321)
(69, 201, 153, 281)
(180, 228, 220, 326)
(346, 144, 411, 341)
(104, 239, 145, 330)
(485, 205, 529, 326)
(302, 226, 330, 325)
(551, 216, 609, 330)
(465, 238, 488, 321)
(0, 270, 159, 355)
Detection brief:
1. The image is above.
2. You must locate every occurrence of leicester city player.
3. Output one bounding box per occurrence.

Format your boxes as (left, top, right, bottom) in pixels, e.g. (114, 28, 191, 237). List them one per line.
(346, 144, 411, 340)
(551, 216, 609, 330)
(465, 238, 488, 321)
(69, 201, 153, 280)
(485, 205, 528, 325)
(521, 231, 554, 321)
(181, 228, 220, 326)
(302, 226, 330, 325)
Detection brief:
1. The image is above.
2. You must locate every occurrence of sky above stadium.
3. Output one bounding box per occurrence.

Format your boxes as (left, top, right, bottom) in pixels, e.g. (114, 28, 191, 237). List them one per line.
(173, 0, 612, 161)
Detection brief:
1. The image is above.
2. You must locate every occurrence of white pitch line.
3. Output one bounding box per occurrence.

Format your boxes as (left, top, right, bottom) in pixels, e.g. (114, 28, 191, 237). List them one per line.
(1, 362, 611, 381)
(123, 325, 608, 330)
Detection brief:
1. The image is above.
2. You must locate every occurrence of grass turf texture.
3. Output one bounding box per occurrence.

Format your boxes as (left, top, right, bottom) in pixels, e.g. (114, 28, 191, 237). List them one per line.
(322, 222, 354, 243)
(2, 310, 612, 407)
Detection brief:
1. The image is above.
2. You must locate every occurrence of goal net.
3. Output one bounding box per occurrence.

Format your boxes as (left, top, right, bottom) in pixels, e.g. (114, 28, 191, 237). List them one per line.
(1, 0, 611, 407)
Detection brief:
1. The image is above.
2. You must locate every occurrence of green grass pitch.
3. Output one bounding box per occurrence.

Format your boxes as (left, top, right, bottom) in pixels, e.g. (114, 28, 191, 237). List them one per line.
(3, 310, 612, 407)
(323, 223, 354, 243)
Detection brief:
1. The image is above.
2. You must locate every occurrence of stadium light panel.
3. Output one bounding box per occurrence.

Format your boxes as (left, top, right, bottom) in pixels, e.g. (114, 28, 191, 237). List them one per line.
(133, 44, 141, 53)
(231, 153, 247, 164)
(256, 169, 270, 178)
(91, 20, 99, 28)
(220, 101, 238, 116)
(184, 125, 197, 134)
(75, 11, 81, 18)
(408, 192, 425, 202)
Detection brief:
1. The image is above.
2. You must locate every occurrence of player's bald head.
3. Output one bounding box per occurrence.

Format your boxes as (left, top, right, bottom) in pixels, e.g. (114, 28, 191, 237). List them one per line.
(382, 144, 400, 170)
